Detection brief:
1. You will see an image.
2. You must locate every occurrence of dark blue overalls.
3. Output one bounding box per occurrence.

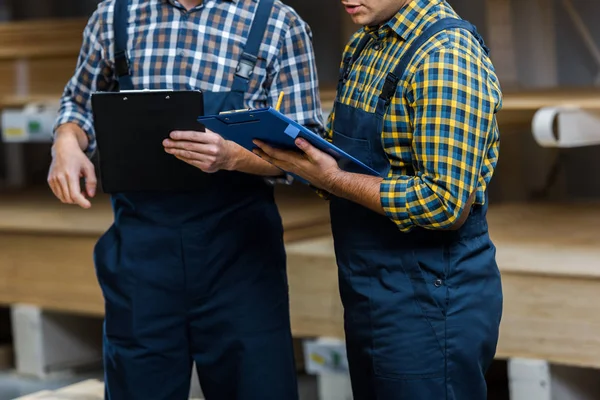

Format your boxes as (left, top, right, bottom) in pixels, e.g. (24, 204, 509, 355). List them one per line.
(93, 1, 299, 399)
(330, 18, 503, 399)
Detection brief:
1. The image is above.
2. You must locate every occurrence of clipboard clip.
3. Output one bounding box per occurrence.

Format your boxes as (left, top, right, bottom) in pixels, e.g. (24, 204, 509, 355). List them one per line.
(219, 108, 252, 115)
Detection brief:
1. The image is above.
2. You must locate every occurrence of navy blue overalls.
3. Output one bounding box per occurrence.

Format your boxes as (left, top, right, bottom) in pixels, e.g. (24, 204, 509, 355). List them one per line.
(330, 18, 503, 399)
(93, 1, 299, 399)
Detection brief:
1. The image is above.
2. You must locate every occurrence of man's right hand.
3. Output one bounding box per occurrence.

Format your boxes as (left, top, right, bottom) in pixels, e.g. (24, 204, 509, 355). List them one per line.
(47, 125, 96, 209)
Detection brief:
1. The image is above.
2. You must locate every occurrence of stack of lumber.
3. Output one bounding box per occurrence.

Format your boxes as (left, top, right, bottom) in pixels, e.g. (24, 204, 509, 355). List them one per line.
(285, 201, 600, 369)
(0, 18, 86, 109)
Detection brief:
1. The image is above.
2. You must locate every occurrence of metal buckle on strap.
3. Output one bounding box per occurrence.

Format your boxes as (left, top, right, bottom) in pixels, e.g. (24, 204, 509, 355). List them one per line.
(379, 72, 399, 102)
(114, 50, 131, 77)
(235, 53, 258, 80)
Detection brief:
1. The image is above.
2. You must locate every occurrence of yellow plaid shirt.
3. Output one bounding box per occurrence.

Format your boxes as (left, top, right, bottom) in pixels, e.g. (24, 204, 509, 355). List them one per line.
(326, 0, 502, 232)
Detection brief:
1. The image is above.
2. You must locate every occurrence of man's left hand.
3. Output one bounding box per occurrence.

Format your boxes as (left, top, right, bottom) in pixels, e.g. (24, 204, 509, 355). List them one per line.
(163, 129, 235, 173)
(253, 138, 341, 191)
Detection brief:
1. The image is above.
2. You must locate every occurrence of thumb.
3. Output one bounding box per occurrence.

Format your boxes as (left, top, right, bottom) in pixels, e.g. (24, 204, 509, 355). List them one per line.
(82, 161, 97, 197)
(295, 138, 320, 161)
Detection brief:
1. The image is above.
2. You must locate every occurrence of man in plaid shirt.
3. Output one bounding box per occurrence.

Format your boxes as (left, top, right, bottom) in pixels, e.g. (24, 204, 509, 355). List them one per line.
(255, 0, 503, 399)
(47, 0, 323, 399)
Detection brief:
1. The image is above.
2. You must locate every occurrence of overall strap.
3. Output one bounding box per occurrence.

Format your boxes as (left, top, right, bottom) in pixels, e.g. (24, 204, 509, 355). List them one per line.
(376, 17, 489, 115)
(113, 0, 134, 91)
(231, 0, 275, 93)
(337, 33, 372, 94)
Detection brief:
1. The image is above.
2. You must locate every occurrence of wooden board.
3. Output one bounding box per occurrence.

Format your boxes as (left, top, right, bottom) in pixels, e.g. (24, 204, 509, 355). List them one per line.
(0, 185, 330, 237)
(487, 201, 600, 278)
(286, 236, 343, 339)
(0, 18, 85, 109)
(0, 18, 86, 60)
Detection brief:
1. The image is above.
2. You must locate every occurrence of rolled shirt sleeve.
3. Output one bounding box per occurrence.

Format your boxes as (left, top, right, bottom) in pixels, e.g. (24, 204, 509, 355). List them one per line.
(53, 8, 115, 156)
(380, 47, 500, 231)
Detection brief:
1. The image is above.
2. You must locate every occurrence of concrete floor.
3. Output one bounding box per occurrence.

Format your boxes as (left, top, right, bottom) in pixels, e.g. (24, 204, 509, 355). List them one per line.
(0, 371, 320, 400)
(0, 370, 103, 400)
(0, 361, 509, 400)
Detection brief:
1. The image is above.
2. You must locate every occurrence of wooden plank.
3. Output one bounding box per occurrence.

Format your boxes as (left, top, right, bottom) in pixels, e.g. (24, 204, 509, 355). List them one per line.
(0, 185, 330, 236)
(0, 60, 15, 96)
(487, 201, 600, 278)
(496, 272, 600, 369)
(0, 18, 86, 60)
(0, 233, 104, 316)
(286, 236, 344, 339)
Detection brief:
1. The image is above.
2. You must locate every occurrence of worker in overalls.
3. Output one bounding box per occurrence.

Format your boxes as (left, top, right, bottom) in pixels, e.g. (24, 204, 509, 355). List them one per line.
(254, 0, 503, 398)
(47, 0, 324, 399)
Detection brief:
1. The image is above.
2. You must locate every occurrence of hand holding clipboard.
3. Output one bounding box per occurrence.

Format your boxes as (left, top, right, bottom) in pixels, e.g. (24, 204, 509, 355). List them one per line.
(196, 93, 380, 185)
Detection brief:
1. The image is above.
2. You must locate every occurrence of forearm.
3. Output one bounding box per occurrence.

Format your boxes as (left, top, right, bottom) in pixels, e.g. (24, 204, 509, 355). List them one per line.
(53, 123, 89, 153)
(327, 171, 473, 231)
(228, 142, 285, 177)
(328, 171, 385, 215)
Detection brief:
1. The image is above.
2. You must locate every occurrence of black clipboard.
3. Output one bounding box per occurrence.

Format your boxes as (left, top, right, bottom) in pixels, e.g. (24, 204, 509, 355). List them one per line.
(91, 89, 206, 193)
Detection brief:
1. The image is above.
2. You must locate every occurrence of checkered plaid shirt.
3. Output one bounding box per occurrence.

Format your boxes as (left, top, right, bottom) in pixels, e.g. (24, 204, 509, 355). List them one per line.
(327, 0, 502, 231)
(54, 0, 325, 156)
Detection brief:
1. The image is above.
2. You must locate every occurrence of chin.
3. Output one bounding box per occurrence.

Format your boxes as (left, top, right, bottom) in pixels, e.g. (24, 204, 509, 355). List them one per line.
(350, 14, 371, 25)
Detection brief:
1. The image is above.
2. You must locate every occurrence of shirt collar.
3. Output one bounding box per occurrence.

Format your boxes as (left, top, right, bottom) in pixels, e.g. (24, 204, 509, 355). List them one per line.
(365, 0, 441, 41)
(165, 0, 238, 7)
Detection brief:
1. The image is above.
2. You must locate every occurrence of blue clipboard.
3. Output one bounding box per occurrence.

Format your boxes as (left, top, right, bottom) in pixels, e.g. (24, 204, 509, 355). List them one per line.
(197, 107, 380, 183)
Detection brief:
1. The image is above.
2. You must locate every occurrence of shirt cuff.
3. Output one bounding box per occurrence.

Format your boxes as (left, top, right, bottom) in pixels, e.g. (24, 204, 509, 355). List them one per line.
(311, 185, 331, 200)
(264, 173, 294, 186)
(53, 115, 95, 156)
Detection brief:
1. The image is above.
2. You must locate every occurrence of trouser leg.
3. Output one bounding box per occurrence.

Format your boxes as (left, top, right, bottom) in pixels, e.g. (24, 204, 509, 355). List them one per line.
(95, 225, 192, 400)
(185, 203, 299, 400)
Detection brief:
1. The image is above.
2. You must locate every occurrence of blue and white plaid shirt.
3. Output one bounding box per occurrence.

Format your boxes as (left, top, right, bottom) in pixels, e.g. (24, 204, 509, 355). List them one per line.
(54, 0, 325, 156)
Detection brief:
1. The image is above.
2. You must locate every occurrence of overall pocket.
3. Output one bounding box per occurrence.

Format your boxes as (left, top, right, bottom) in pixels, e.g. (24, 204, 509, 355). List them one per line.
(332, 130, 373, 173)
(369, 249, 447, 380)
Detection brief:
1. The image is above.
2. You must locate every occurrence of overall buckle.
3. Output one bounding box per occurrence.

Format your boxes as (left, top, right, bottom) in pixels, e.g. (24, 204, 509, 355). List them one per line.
(379, 72, 399, 102)
(235, 53, 258, 80)
(114, 50, 131, 77)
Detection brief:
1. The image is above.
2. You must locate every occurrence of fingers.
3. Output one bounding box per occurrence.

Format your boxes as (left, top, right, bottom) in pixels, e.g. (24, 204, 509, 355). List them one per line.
(163, 139, 220, 157)
(252, 140, 287, 161)
(67, 173, 91, 209)
(252, 145, 290, 171)
(168, 130, 219, 143)
(53, 175, 70, 203)
(48, 159, 95, 209)
(294, 138, 321, 162)
(82, 161, 97, 198)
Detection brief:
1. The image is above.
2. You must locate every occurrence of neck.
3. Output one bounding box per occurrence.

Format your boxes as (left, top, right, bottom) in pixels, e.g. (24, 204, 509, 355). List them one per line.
(179, 0, 203, 10)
